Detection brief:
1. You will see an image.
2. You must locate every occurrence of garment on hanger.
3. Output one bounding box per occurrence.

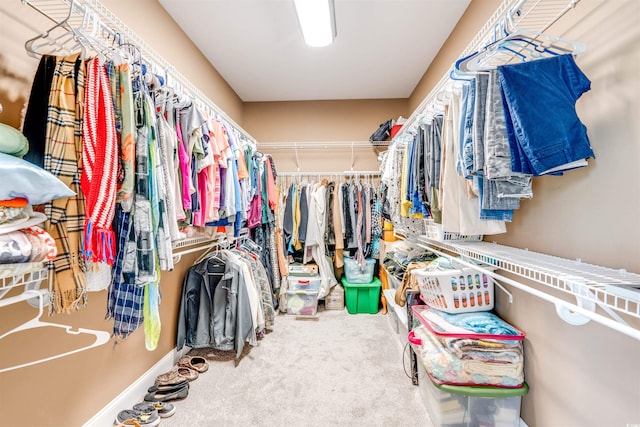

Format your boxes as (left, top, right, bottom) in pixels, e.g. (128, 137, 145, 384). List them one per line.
(81, 57, 118, 267)
(497, 54, 593, 176)
(43, 52, 87, 314)
(441, 92, 507, 236)
(303, 182, 337, 298)
(177, 250, 266, 358)
(22, 55, 56, 169)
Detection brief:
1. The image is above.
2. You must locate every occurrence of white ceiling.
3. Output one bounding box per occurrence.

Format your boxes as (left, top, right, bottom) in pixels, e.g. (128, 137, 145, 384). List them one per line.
(159, 0, 470, 102)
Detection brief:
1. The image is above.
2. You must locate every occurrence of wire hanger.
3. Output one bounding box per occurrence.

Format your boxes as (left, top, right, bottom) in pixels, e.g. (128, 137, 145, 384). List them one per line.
(0, 289, 110, 373)
(24, 0, 80, 58)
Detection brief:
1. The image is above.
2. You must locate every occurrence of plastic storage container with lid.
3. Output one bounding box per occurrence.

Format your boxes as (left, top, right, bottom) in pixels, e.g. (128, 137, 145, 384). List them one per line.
(342, 277, 381, 314)
(286, 289, 319, 316)
(288, 275, 321, 291)
(418, 362, 528, 427)
(409, 305, 526, 388)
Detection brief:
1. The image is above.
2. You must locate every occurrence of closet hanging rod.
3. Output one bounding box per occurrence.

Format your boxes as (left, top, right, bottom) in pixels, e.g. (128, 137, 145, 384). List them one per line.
(392, 0, 581, 144)
(258, 141, 375, 149)
(22, 0, 257, 145)
(277, 170, 381, 177)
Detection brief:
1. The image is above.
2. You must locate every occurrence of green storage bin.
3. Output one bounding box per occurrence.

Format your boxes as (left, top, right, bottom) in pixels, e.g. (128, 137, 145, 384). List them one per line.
(341, 277, 381, 314)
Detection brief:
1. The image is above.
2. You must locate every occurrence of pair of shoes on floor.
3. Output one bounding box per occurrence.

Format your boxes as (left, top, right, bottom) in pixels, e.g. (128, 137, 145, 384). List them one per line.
(154, 355, 207, 387)
(115, 402, 174, 426)
(154, 366, 196, 386)
(178, 355, 209, 373)
(144, 381, 189, 403)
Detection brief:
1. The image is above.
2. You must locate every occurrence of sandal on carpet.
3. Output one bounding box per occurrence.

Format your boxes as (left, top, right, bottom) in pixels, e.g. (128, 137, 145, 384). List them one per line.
(178, 355, 209, 373)
(154, 367, 188, 386)
(114, 418, 140, 427)
(135, 401, 176, 419)
(144, 384, 189, 403)
(114, 406, 160, 427)
(178, 366, 199, 381)
(147, 379, 189, 393)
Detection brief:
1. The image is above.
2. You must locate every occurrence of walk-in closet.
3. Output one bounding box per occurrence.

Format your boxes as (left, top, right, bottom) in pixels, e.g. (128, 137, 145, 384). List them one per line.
(0, 0, 638, 426)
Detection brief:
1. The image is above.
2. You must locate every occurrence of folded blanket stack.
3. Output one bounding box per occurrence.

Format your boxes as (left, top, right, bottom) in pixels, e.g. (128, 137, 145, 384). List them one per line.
(411, 306, 525, 387)
(0, 225, 57, 264)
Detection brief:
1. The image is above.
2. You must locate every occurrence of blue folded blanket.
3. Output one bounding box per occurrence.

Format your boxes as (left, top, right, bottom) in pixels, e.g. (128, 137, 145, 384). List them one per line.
(435, 309, 521, 337)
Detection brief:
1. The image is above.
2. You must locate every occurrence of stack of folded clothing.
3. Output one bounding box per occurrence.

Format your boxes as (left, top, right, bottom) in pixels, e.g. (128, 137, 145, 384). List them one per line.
(410, 306, 525, 388)
(0, 125, 75, 265)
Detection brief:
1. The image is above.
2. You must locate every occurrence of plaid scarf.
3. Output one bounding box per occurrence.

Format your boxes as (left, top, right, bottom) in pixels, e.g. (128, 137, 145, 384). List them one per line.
(44, 53, 87, 314)
(106, 205, 144, 338)
(82, 58, 118, 265)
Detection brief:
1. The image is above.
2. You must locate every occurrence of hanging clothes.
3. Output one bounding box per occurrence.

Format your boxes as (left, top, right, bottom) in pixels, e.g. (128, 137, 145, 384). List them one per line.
(304, 183, 337, 298)
(81, 57, 118, 266)
(177, 250, 262, 358)
(441, 92, 507, 236)
(22, 54, 56, 169)
(43, 53, 87, 314)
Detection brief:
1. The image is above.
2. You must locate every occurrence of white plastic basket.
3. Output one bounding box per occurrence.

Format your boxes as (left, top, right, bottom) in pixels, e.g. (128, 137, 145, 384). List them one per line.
(424, 220, 483, 242)
(412, 267, 495, 313)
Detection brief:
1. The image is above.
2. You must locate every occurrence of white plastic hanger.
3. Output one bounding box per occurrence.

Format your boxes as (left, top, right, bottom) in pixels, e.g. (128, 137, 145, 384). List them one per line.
(455, 5, 586, 73)
(0, 289, 110, 373)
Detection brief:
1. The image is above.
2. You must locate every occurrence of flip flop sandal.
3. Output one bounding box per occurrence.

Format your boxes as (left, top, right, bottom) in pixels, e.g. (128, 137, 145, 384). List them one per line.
(135, 401, 176, 419)
(154, 367, 188, 386)
(147, 379, 189, 393)
(177, 366, 199, 381)
(144, 384, 189, 403)
(114, 418, 140, 427)
(178, 355, 209, 373)
(114, 408, 160, 427)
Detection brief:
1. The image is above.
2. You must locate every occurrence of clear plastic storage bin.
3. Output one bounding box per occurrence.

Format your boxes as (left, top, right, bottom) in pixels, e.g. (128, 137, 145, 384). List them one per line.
(343, 257, 375, 283)
(418, 363, 527, 427)
(409, 305, 526, 388)
(288, 275, 321, 291)
(286, 289, 319, 316)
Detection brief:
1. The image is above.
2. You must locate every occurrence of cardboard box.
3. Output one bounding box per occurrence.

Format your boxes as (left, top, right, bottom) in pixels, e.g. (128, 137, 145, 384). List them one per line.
(288, 263, 319, 276)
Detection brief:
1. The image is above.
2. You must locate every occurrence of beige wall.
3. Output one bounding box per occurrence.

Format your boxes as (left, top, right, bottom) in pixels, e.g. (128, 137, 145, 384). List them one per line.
(408, 0, 502, 112)
(1, 0, 639, 425)
(0, 254, 198, 426)
(0, 1, 241, 426)
(408, 0, 640, 425)
(244, 99, 408, 172)
(491, 0, 640, 425)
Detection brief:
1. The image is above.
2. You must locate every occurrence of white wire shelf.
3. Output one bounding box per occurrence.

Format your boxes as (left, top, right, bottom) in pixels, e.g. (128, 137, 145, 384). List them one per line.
(171, 235, 231, 263)
(0, 262, 48, 302)
(412, 236, 640, 340)
(172, 236, 215, 250)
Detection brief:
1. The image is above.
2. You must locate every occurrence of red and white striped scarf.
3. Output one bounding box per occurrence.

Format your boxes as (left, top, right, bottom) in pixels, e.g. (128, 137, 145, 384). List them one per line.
(81, 58, 118, 265)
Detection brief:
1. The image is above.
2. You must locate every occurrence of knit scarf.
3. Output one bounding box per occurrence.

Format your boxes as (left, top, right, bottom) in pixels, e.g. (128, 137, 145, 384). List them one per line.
(81, 58, 118, 265)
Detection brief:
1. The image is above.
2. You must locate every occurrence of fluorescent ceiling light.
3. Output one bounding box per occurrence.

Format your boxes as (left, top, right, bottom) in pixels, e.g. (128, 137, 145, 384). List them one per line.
(294, 0, 337, 47)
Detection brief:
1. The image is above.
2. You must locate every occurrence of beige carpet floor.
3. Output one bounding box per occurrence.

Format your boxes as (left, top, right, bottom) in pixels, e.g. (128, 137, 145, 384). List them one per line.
(157, 305, 433, 427)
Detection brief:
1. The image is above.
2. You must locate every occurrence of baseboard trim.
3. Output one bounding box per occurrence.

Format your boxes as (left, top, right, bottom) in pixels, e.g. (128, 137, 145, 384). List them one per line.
(83, 346, 190, 427)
